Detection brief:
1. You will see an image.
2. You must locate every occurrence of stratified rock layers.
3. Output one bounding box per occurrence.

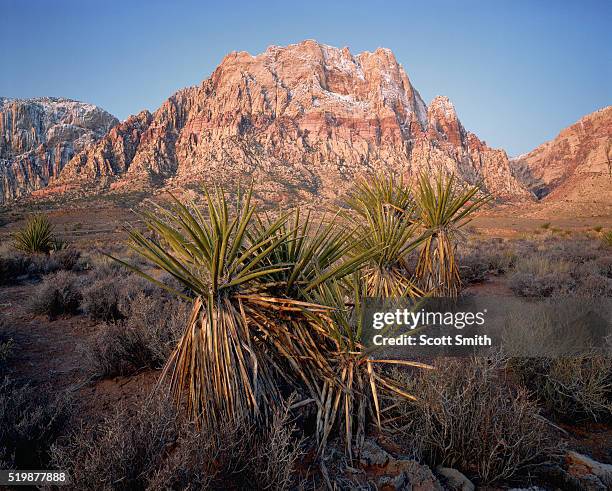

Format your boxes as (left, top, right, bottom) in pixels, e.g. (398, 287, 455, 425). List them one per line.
(511, 106, 611, 207)
(0, 97, 118, 202)
(53, 41, 530, 203)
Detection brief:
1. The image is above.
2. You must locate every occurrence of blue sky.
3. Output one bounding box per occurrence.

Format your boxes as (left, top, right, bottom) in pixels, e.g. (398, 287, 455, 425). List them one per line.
(1, 0, 610, 155)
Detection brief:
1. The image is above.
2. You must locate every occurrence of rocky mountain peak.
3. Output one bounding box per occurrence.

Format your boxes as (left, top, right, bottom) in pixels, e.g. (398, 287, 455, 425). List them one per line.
(427, 96, 465, 147)
(5, 41, 535, 204)
(0, 98, 117, 201)
(510, 105, 611, 213)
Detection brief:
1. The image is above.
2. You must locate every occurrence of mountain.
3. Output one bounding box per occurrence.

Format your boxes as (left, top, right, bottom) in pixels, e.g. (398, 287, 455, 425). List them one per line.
(511, 106, 611, 213)
(0, 97, 118, 203)
(42, 40, 529, 204)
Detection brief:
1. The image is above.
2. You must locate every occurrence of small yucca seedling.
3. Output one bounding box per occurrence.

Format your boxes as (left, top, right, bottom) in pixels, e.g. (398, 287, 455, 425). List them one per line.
(13, 214, 56, 254)
(415, 172, 490, 297)
(602, 230, 612, 247)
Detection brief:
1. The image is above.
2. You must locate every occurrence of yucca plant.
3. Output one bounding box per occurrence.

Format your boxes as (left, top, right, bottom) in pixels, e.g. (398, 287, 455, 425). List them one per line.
(116, 187, 368, 429)
(345, 174, 415, 219)
(345, 175, 429, 297)
(13, 214, 56, 254)
(415, 172, 490, 296)
(307, 274, 433, 460)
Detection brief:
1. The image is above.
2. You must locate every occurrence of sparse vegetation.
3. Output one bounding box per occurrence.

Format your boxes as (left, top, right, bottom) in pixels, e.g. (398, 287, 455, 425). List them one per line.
(28, 270, 82, 318)
(87, 294, 189, 377)
(0, 247, 82, 285)
(51, 394, 301, 490)
(510, 356, 612, 423)
(13, 213, 57, 254)
(0, 322, 13, 368)
(2, 175, 611, 488)
(388, 357, 563, 484)
(458, 238, 516, 284)
(0, 377, 73, 469)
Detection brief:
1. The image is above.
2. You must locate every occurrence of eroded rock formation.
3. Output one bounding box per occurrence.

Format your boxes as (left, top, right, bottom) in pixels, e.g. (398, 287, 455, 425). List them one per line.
(0, 97, 117, 202)
(51, 41, 531, 203)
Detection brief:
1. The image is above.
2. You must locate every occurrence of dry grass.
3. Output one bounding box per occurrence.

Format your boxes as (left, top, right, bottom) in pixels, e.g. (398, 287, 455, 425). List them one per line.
(51, 394, 301, 490)
(0, 377, 73, 469)
(27, 271, 82, 319)
(458, 238, 516, 284)
(509, 355, 612, 423)
(87, 294, 189, 377)
(0, 247, 82, 285)
(507, 237, 612, 296)
(386, 356, 563, 484)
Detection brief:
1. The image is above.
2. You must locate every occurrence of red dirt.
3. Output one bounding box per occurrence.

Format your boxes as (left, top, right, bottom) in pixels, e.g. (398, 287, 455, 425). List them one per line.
(1, 280, 161, 426)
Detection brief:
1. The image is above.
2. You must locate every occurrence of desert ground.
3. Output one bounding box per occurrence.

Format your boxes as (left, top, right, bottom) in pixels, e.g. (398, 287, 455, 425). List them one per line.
(1, 187, 611, 490)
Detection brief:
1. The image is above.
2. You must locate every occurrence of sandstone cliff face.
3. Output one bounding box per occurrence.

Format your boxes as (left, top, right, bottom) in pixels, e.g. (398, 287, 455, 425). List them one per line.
(0, 97, 118, 202)
(511, 106, 612, 204)
(52, 40, 530, 203)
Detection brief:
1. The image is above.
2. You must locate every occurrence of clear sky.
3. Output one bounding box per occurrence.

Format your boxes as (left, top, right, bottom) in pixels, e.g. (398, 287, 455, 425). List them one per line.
(1, 0, 610, 155)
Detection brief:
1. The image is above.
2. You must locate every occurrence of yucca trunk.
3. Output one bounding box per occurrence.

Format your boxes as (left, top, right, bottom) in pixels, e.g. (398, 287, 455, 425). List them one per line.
(162, 295, 279, 425)
(416, 231, 461, 297)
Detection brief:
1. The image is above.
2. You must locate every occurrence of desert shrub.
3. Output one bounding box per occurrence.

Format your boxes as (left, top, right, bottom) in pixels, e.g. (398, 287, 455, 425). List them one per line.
(27, 248, 83, 276)
(0, 247, 82, 285)
(510, 356, 612, 423)
(13, 214, 57, 254)
(509, 271, 575, 297)
(458, 239, 516, 284)
(28, 271, 82, 318)
(595, 255, 612, 278)
(82, 268, 172, 323)
(578, 272, 612, 297)
(0, 252, 30, 285)
(87, 255, 131, 279)
(51, 248, 82, 271)
(602, 230, 612, 247)
(81, 276, 124, 322)
(0, 377, 73, 468)
(388, 356, 562, 484)
(0, 322, 13, 368)
(541, 236, 600, 263)
(149, 403, 300, 490)
(87, 294, 189, 377)
(509, 255, 575, 297)
(52, 394, 301, 490)
(51, 394, 179, 490)
(507, 237, 612, 296)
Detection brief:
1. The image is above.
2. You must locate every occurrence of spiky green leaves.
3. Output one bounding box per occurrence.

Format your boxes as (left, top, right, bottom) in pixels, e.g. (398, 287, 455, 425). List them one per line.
(13, 214, 57, 254)
(120, 187, 369, 429)
(415, 172, 491, 296)
(345, 175, 428, 297)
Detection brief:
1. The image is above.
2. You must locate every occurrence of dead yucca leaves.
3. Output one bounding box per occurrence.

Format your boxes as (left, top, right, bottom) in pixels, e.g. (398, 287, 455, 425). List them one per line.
(307, 275, 433, 460)
(415, 172, 490, 297)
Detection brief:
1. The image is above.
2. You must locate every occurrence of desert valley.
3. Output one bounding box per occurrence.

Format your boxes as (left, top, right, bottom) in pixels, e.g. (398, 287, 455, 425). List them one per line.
(1, 38, 611, 491)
